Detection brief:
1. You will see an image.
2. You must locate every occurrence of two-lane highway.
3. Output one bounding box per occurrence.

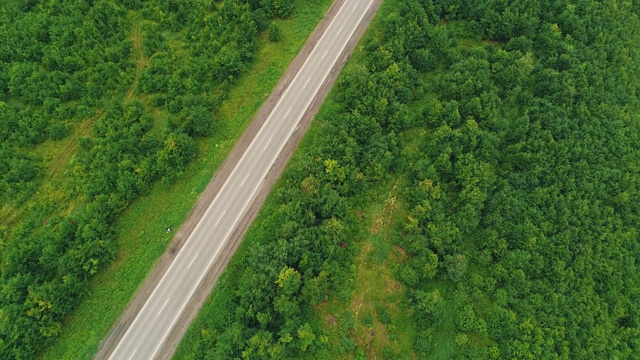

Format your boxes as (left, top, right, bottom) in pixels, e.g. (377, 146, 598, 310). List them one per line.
(106, 0, 375, 358)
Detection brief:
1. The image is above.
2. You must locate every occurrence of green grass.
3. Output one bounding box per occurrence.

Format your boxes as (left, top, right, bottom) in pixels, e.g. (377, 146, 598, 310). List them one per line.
(424, 280, 458, 359)
(172, 55, 355, 357)
(306, 2, 419, 356)
(314, 179, 418, 360)
(42, 1, 333, 358)
(175, 1, 422, 358)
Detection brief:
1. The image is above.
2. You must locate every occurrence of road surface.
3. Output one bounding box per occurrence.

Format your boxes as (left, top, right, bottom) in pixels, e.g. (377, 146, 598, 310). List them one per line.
(105, 0, 375, 358)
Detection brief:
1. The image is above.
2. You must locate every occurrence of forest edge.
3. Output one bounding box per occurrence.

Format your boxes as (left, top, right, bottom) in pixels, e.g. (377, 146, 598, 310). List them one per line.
(94, 0, 382, 358)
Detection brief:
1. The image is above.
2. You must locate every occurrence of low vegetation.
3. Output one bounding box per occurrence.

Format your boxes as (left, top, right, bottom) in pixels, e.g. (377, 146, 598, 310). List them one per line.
(179, 0, 640, 359)
(0, 0, 321, 358)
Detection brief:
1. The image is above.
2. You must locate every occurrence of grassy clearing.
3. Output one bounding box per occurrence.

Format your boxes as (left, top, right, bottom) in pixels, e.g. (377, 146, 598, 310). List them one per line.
(309, 146, 463, 360)
(172, 64, 347, 358)
(175, 1, 423, 357)
(314, 180, 417, 359)
(42, 0, 332, 358)
(0, 110, 96, 236)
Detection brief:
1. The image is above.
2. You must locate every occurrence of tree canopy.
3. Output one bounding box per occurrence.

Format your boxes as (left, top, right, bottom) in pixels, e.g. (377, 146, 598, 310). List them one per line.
(178, 0, 640, 358)
(0, 0, 291, 358)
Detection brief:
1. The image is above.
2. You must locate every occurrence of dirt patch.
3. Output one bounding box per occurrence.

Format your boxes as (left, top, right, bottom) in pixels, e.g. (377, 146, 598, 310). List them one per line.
(326, 314, 337, 326)
(385, 278, 402, 294)
(356, 241, 373, 263)
(370, 184, 399, 234)
(395, 245, 408, 258)
(485, 38, 505, 46)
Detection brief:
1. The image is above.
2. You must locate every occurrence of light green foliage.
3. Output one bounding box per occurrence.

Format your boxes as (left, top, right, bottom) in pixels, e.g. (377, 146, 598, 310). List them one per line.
(178, 0, 640, 359)
(268, 21, 282, 42)
(0, 0, 295, 358)
(297, 323, 316, 351)
(276, 266, 302, 295)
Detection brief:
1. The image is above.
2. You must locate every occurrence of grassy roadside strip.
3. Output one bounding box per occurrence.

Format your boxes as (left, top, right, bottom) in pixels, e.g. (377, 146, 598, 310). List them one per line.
(42, 0, 333, 358)
(173, 1, 417, 357)
(172, 78, 341, 360)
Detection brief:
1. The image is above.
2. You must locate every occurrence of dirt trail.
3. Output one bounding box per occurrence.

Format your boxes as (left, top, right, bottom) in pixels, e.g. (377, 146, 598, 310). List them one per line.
(125, 20, 147, 101)
(2, 19, 146, 228)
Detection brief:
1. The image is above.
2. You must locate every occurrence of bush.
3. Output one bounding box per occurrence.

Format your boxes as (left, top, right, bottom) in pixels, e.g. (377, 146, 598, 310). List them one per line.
(268, 21, 282, 42)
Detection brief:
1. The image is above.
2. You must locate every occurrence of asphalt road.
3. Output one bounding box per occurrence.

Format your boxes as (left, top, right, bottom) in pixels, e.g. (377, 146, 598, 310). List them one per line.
(106, 1, 375, 359)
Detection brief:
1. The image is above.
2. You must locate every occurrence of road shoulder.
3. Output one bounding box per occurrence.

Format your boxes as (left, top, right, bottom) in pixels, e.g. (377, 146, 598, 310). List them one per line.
(94, 0, 382, 358)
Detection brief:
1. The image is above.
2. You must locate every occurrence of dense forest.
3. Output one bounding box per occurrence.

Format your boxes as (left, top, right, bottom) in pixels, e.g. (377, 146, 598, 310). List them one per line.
(393, 0, 640, 358)
(0, 0, 295, 358)
(179, 0, 640, 358)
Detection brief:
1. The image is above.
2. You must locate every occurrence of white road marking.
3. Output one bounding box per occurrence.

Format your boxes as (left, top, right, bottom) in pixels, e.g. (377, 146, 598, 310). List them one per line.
(241, 173, 250, 187)
(128, 349, 138, 360)
(215, 210, 226, 227)
(150, 163, 267, 360)
(157, 299, 169, 317)
(128, 349, 137, 360)
(338, 25, 344, 35)
(108, 0, 376, 357)
(304, 77, 311, 88)
(322, 50, 328, 60)
(285, 107, 292, 118)
(264, 138, 272, 150)
(353, 2, 359, 11)
(188, 253, 199, 269)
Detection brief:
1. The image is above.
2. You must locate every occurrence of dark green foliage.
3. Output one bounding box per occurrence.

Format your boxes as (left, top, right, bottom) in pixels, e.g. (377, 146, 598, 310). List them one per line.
(138, 54, 172, 93)
(0, 0, 130, 133)
(253, 8, 270, 32)
(140, 21, 167, 58)
(268, 21, 282, 42)
(184, 0, 639, 358)
(273, 0, 294, 18)
(75, 101, 166, 203)
(375, 303, 392, 325)
(387, 0, 640, 358)
(0, 145, 43, 204)
(0, 0, 289, 358)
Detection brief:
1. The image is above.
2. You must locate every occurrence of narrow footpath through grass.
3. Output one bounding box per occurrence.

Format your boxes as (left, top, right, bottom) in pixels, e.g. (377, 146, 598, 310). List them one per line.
(43, 1, 332, 358)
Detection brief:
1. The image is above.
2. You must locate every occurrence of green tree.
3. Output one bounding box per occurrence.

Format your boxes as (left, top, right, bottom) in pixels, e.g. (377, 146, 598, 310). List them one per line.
(273, 0, 294, 18)
(297, 323, 316, 352)
(275, 266, 301, 296)
(268, 21, 282, 42)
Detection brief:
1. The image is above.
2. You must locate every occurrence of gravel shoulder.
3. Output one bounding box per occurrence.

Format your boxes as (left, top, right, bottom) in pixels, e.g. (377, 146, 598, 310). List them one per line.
(95, 0, 382, 358)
